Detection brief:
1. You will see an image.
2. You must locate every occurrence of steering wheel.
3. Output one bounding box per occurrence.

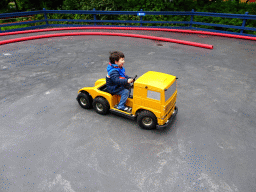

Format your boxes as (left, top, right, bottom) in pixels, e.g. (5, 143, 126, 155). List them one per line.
(133, 75, 137, 82)
(129, 75, 137, 88)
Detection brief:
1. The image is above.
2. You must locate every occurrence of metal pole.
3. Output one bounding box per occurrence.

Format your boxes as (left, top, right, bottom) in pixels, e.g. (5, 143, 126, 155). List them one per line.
(240, 12, 248, 34)
(190, 9, 194, 29)
(93, 8, 97, 26)
(140, 9, 143, 26)
(43, 8, 49, 26)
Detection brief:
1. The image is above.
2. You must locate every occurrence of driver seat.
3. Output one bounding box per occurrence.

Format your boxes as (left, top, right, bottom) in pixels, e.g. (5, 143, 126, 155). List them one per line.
(100, 84, 133, 98)
(100, 85, 113, 95)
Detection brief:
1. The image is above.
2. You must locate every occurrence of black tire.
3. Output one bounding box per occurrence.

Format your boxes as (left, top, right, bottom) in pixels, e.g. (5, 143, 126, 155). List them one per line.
(77, 92, 92, 109)
(137, 110, 157, 130)
(93, 97, 110, 115)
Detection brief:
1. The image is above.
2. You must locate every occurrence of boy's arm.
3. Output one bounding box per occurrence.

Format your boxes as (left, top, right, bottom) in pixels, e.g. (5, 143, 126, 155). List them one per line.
(125, 75, 131, 79)
(109, 70, 128, 85)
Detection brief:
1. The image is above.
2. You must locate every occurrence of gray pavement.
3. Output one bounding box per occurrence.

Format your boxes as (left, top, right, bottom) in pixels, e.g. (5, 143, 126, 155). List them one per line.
(0, 28, 256, 192)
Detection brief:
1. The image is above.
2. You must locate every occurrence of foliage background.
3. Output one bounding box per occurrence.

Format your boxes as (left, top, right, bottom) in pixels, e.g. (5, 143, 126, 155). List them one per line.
(0, 0, 256, 34)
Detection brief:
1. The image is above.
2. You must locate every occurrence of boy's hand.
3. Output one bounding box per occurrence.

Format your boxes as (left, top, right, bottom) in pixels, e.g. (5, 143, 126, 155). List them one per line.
(127, 78, 134, 84)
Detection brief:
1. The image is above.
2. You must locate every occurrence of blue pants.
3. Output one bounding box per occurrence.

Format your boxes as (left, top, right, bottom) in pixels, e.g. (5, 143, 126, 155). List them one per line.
(115, 88, 131, 110)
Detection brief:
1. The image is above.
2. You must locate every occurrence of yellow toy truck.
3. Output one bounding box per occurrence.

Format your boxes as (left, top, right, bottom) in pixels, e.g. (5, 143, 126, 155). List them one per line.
(76, 71, 178, 130)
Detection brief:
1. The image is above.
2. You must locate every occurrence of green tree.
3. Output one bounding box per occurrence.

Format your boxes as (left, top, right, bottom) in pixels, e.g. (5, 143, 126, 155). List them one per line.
(0, 0, 10, 12)
(15, 0, 64, 11)
(62, 0, 128, 11)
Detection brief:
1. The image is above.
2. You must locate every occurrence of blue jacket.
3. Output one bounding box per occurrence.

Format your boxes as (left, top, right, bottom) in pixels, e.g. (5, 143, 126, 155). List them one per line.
(106, 63, 130, 94)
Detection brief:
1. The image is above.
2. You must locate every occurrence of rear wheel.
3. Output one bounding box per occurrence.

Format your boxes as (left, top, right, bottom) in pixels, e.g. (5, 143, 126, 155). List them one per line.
(137, 111, 157, 130)
(93, 97, 110, 115)
(77, 92, 92, 109)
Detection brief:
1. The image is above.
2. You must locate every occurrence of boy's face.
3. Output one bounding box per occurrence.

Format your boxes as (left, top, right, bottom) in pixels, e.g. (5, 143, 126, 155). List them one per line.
(115, 57, 125, 67)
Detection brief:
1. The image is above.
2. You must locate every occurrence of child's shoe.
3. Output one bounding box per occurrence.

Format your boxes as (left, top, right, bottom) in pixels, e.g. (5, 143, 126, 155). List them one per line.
(123, 106, 132, 113)
(116, 105, 132, 113)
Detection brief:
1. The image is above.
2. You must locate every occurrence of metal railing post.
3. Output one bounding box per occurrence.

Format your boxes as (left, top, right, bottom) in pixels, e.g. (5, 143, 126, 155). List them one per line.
(43, 8, 49, 26)
(240, 11, 248, 34)
(190, 9, 194, 29)
(93, 8, 97, 26)
(140, 9, 143, 26)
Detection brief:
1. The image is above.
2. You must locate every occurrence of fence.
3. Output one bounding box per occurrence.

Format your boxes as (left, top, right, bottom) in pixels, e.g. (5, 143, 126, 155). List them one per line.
(0, 8, 256, 36)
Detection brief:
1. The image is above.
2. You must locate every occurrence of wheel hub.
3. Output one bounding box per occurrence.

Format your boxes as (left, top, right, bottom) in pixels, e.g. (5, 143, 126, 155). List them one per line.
(80, 98, 87, 106)
(142, 117, 153, 126)
(96, 103, 103, 112)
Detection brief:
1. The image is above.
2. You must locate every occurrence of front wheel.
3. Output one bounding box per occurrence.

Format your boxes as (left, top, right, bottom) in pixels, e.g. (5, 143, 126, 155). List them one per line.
(92, 97, 110, 115)
(137, 111, 157, 130)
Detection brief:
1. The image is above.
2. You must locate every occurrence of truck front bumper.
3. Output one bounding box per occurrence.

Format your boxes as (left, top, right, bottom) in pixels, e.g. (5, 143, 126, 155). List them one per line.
(156, 106, 178, 129)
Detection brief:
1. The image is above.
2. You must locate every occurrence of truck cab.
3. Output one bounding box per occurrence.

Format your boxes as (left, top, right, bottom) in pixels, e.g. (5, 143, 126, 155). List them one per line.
(132, 71, 177, 128)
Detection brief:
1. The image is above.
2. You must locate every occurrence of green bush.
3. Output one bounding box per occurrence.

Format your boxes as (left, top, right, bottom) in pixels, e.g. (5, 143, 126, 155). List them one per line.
(15, 0, 64, 11)
(1, 0, 256, 35)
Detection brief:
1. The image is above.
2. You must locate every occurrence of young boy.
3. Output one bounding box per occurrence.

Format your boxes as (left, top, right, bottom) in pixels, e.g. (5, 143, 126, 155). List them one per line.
(106, 51, 134, 112)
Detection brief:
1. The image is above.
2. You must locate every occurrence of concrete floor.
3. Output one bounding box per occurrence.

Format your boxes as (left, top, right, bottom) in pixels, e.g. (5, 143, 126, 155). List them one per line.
(0, 28, 256, 192)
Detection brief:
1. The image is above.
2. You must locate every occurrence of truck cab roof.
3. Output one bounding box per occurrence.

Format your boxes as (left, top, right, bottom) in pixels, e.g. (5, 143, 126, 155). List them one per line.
(135, 71, 176, 91)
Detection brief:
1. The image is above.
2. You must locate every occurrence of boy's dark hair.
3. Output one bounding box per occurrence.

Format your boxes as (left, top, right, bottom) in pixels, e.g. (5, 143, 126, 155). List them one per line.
(109, 51, 125, 64)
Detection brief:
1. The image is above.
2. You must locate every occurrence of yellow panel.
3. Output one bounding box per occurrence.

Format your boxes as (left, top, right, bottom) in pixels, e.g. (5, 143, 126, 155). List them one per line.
(94, 78, 106, 87)
(135, 71, 176, 91)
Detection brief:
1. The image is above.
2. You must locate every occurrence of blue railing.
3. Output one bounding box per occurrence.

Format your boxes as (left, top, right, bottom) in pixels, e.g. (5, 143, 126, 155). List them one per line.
(0, 8, 256, 36)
